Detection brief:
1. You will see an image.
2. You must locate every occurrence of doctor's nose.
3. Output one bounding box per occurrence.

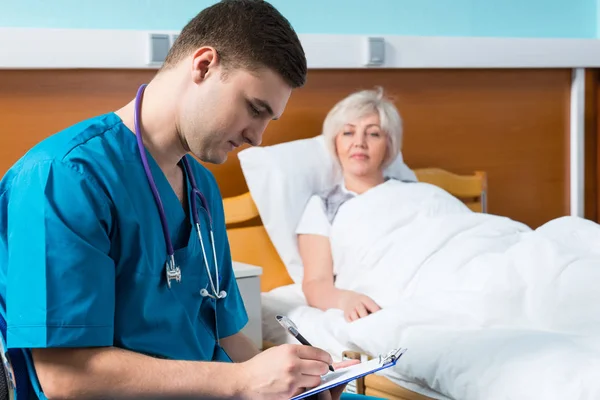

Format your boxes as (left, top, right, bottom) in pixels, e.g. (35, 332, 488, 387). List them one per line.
(242, 129, 263, 147)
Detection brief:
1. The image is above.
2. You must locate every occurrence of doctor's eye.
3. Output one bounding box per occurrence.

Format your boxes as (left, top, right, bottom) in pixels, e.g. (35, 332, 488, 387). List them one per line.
(247, 102, 261, 117)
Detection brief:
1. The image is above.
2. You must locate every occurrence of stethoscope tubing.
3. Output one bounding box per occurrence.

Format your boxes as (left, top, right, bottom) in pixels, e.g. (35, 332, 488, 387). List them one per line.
(133, 84, 224, 300)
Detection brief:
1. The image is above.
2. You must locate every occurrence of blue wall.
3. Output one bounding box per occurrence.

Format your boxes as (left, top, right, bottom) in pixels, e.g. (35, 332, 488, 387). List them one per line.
(0, 0, 597, 38)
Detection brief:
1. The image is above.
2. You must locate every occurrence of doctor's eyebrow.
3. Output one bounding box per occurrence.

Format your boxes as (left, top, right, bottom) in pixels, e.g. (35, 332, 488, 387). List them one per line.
(252, 98, 279, 120)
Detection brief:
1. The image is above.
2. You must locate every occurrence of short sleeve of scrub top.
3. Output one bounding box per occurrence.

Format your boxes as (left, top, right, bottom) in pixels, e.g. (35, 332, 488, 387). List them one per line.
(6, 160, 115, 349)
(198, 165, 248, 339)
(295, 195, 331, 238)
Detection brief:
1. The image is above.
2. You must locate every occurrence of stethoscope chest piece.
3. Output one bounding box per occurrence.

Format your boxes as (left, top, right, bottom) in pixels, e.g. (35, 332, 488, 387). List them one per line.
(165, 255, 182, 288)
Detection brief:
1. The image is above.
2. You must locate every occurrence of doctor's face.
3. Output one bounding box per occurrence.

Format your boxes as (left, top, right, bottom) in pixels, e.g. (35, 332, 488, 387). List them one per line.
(335, 113, 388, 179)
(180, 63, 292, 164)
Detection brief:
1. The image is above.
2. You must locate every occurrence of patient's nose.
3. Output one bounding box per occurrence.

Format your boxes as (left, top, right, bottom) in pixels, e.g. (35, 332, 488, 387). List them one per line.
(353, 132, 367, 147)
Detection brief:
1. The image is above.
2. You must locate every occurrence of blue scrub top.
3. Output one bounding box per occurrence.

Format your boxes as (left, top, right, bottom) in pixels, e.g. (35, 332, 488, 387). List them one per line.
(0, 113, 248, 391)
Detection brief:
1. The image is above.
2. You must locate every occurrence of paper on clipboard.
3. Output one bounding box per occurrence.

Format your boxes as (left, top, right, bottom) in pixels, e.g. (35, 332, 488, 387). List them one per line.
(290, 348, 407, 400)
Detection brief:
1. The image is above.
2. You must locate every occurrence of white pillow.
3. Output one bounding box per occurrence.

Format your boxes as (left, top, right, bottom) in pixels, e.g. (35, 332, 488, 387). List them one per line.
(237, 135, 417, 283)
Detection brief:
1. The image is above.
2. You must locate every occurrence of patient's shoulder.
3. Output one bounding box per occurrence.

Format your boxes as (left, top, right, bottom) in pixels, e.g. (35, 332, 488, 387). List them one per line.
(317, 184, 356, 224)
(296, 194, 331, 237)
(305, 194, 327, 213)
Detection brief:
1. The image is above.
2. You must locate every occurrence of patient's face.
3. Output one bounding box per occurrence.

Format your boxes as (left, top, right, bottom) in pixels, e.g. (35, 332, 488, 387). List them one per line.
(335, 113, 388, 178)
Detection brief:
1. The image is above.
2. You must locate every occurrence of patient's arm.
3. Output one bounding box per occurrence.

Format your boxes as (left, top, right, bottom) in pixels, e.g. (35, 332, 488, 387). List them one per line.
(299, 234, 381, 321)
(299, 233, 338, 310)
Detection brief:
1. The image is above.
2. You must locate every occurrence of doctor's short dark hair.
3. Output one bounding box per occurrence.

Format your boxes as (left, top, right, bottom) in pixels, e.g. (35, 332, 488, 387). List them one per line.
(162, 0, 307, 88)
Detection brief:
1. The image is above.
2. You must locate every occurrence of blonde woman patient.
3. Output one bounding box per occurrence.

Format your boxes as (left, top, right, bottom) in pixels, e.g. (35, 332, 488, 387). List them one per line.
(296, 87, 403, 322)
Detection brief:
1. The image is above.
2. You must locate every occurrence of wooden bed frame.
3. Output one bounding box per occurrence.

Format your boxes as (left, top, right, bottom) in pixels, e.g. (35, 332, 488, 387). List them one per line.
(223, 168, 487, 400)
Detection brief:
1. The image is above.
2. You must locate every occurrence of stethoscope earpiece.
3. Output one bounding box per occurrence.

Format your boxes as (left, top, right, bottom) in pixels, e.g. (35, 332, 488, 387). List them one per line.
(200, 288, 227, 299)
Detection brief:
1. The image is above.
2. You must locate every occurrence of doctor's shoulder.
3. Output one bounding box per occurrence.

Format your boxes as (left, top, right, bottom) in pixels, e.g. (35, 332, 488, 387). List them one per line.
(2, 113, 121, 176)
(1, 114, 118, 212)
(13, 113, 118, 162)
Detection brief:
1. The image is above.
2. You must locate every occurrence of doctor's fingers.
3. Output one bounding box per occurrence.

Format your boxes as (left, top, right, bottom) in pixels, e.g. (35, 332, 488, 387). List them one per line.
(333, 359, 360, 369)
(294, 344, 333, 365)
(292, 373, 323, 393)
(294, 358, 331, 377)
(323, 383, 348, 400)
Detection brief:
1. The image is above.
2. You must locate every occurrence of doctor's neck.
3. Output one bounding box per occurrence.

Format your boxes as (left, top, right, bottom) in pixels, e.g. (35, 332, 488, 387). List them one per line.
(116, 71, 188, 175)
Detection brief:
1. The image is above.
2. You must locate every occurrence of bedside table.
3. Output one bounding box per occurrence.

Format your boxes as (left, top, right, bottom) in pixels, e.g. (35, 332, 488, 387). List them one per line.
(233, 261, 263, 349)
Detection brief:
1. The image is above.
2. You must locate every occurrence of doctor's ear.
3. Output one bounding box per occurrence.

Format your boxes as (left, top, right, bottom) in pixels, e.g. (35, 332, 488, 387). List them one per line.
(190, 46, 219, 83)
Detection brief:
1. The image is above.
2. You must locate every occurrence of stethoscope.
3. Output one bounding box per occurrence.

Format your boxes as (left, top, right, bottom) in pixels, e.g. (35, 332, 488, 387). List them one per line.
(134, 83, 227, 301)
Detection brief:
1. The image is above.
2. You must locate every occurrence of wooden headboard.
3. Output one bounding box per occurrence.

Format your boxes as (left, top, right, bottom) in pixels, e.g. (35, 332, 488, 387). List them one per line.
(223, 168, 487, 292)
(2, 68, 593, 229)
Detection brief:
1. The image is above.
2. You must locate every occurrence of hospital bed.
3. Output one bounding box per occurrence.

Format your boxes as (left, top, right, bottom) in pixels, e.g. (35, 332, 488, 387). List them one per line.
(223, 167, 487, 400)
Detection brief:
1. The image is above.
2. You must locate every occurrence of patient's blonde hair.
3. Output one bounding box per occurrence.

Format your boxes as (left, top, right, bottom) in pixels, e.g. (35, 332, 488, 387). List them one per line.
(322, 86, 403, 168)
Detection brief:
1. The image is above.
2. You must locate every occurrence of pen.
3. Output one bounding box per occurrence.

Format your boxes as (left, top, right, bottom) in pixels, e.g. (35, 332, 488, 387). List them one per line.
(276, 315, 335, 372)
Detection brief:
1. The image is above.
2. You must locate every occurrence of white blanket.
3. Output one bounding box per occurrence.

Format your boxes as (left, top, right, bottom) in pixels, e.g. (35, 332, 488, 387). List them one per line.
(261, 180, 600, 399)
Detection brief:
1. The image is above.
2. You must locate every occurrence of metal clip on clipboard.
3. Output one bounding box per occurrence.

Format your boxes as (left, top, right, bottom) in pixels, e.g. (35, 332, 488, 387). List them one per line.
(379, 348, 407, 367)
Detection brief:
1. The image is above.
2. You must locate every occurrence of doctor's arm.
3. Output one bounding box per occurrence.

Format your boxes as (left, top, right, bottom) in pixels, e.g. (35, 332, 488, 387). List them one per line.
(32, 344, 334, 400)
(32, 346, 247, 399)
(299, 234, 381, 322)
(220, 331, 260, 362)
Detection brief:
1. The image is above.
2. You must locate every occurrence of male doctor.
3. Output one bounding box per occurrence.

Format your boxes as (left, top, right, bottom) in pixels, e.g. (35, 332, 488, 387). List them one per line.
(0, 1, 365, 399)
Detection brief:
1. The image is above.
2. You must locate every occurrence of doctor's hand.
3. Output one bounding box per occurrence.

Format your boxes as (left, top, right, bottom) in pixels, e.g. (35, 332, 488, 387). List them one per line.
(237, 344, 333, 400)
(338, 291, 381, 322)
(314, 359, 361, 400)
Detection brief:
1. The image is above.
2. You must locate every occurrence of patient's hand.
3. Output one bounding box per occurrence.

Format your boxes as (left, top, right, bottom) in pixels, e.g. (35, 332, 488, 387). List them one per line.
(339, 291, 381, 322)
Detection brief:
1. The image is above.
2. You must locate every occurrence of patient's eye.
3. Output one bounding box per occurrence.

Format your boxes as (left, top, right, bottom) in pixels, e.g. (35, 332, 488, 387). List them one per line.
(342, 131, 353, 136)
(369, 131, 381, 137)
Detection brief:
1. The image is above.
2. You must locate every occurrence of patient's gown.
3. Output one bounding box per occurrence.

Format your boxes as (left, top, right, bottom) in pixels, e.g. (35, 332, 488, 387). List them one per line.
(261, 179, 436, 345)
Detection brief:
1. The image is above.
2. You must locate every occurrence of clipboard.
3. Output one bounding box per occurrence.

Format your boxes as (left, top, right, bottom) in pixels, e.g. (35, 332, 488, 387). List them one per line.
(290, 348, 407, 400)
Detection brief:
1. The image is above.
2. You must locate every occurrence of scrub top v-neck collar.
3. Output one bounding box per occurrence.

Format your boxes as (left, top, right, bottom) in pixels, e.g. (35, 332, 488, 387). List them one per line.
(117, 113, 199, 260)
